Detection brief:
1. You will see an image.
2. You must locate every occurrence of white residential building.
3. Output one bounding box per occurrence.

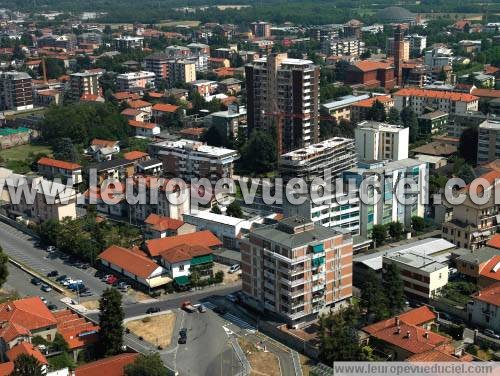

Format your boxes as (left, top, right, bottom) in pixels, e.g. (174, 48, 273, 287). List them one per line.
(116, 71, 155, 91)
(477, 119, 500, 164)
(355, 121, 409, 162)
(383, 251, 449, 300)
(393, 88, 479, 115)
(467, 284, 500, 333)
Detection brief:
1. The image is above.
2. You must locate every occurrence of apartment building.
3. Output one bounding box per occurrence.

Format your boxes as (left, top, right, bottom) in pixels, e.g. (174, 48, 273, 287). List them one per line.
(69, 69, 103, 101)
(345, 61, 396, 90)
(116, 71, 155, 91)
(113, 36, 144, 50)
(0, 71, 33, 111)
(477, 119, 500, 164)
(467, 283, 500, 333)
(186, 43, 210, 71)
(241, 216, 353, 328)
(37, 157, 82, 185)
(393, 88, 479, 115)
(320, 94, 370, 123)
(447, 111, 488, 138)
(355, 121, 409, 162)
(383, 252, 449, 301)
(251, 22, 271, 38)
(280, 138, 359, 234)
(245, 53, 320, 154)
(321, 37, 365, 56)
(148, 139, 239, 185)
(442, 173, 500, 250)
(386, 37, 410, 60)
(343, 159, 428, 238)
(167, 60, 196, 87)
(424, 47, 453, 69)
(145, 53, 169, 83)
(406, 34, 427, 57)
(350, 95, 395, 124)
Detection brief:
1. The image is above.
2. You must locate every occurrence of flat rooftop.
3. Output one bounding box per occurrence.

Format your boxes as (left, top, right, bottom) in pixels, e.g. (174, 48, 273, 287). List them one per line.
(152, 139, 239, 158)
(280, 137, 353, 161)
(385, 251, 448, 273)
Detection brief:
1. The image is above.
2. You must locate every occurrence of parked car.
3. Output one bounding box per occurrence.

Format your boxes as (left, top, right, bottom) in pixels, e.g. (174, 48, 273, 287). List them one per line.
(106, 275, 118, 285)
(178, 328, 187, 344)
(198, 304, 207, 313)
(79, 291, 93, 297)
(47, 270, 58, 277)
(228, 264, 240, 274)
(484, 329, 500, 340)
(178, 335, 187, 344)
(80, 263, 90, 269)
(39, 297, 48, 304)
(31, 278, 42, 286)
(47, 304, 58, 311)
(146, 307, 161, 314)
(46, 245, 56, 252)
(226, 294, 237, 303)
(41, 284, 52, 292)
(94, 270, 104, 278)
(56, 275, 67, 282)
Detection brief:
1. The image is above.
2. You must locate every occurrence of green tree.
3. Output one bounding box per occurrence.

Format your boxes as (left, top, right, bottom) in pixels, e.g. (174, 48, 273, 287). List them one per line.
(210, 204, 222, 214)
(13, 42, 25, 60)
(411, 216, 426, 233)
(319, 307, 364, 363)
(124, 353, 168, 376)
(202, 126, 227, 147)
(367, 100, 386, 122)
(11, 354, 44, 376)
(371, 224, 387, 246)
(387, 108, 401, 124)
(383, 263, 406, 315)
(239, 129, 277, 174)
(226, 201, 243, 218)
(456, 163, 476, 184)
(98, 288, 124, 357)
(0, 246, 8, 289)
(360, 269, 388, 322)
(36, 219, 61, 246)
(319, 117, 337, 140)
(52, 138, 79, 163)
(40, 58, 65, 79)
(401, 107, 419, 143)
(388, 221, 404, 240)
(48, 353, 74, 371)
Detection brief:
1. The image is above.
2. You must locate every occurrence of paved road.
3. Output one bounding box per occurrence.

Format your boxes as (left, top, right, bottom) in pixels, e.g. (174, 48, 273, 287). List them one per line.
(4, 263, 65, 309)
(0, 221, 109, 298)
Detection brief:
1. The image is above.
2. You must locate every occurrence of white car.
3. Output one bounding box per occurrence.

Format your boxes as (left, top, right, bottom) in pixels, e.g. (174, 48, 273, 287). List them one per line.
(39, 296, 48, 304)
(228, 264, 240, 274)
(41, 284, 52, 292)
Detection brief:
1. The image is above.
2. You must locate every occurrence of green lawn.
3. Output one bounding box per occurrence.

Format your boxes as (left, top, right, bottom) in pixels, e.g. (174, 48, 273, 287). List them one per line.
(0, 144, 53, 162)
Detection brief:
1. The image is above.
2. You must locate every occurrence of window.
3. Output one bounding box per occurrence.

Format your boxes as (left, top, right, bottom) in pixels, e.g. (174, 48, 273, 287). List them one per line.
(179, 264, 185, 271)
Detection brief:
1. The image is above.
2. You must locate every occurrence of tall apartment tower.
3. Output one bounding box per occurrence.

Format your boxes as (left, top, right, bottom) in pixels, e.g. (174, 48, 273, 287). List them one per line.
(0, 71, 33, 111)
(393, 25, 405, 86)
(69, 70, 103, 101)
(245, 53, 320, 154)
(241, 216, 353, 328)
(145, 53, 170, 85)
(251, 22, 271, 39)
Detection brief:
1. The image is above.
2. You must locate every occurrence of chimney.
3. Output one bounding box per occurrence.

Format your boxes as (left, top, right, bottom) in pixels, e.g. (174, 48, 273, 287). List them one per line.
(424, 331, 429, 339)
(406, 331, 411, 339)
(396, 326, 401, 334)
(395, 316, 400, 326)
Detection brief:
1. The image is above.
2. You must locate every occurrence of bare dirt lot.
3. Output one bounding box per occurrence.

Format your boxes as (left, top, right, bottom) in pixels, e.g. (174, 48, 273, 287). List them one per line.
(126, 312, 176, 348)
(238, 337, 281, 376)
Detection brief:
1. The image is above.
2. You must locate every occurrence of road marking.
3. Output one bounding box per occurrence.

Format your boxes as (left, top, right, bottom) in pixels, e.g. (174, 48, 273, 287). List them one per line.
(223, 313, 256, 331)
(202, 301, 217, 310)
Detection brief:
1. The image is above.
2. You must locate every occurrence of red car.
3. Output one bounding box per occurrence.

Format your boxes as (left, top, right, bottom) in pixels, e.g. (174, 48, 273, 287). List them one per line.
(106, 275, 118, 284)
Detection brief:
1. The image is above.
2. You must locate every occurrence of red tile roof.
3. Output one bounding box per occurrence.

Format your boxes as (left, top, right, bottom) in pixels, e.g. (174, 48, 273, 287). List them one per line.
(478, 256, 500, 284)
(75, 353, 139, 376)
(152, 103, 179, 113)
(474, 282, 500, 306)
(121, 108, 143, 117)
(7, 342, 47, 365)
(146, 230, 222, 257)
(487, 234, 500, 249)
(394, 88, 479, 103)
(81, 93, 103, 102)
(128, 100, 152, 109)
(0, 362, 13, 376)
(160, 243, 213, 264)
(179, 127, 205, 136)
(128, 120, 158, 130)
(465, 170, 500, 195)
(0, 322, 31, 342)
(112, 92, 140, 101)
(353, 95, 393, 108)
(55, 309, 99, 349)
(91, 138, 118, 148)
(471, 88, 500, 99)
(38, 157, 81, 171)
(145, 213, 184, 232)
(354, 60, 393, 72)
(0, 297, 57, 332)
(363, 306, 437, 334)
(99, 245, 162, 278)
(123, 150, 149, 161)
(407, 346, 473, 362)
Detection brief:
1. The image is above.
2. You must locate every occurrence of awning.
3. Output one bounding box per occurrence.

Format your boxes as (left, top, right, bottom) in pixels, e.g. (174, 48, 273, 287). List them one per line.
(190, 254, 213, 266)
(174, 276, 190, 286)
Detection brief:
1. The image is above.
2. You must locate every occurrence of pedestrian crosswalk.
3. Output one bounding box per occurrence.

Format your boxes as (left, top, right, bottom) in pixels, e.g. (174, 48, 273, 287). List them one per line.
(223, 313, 256, 331)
